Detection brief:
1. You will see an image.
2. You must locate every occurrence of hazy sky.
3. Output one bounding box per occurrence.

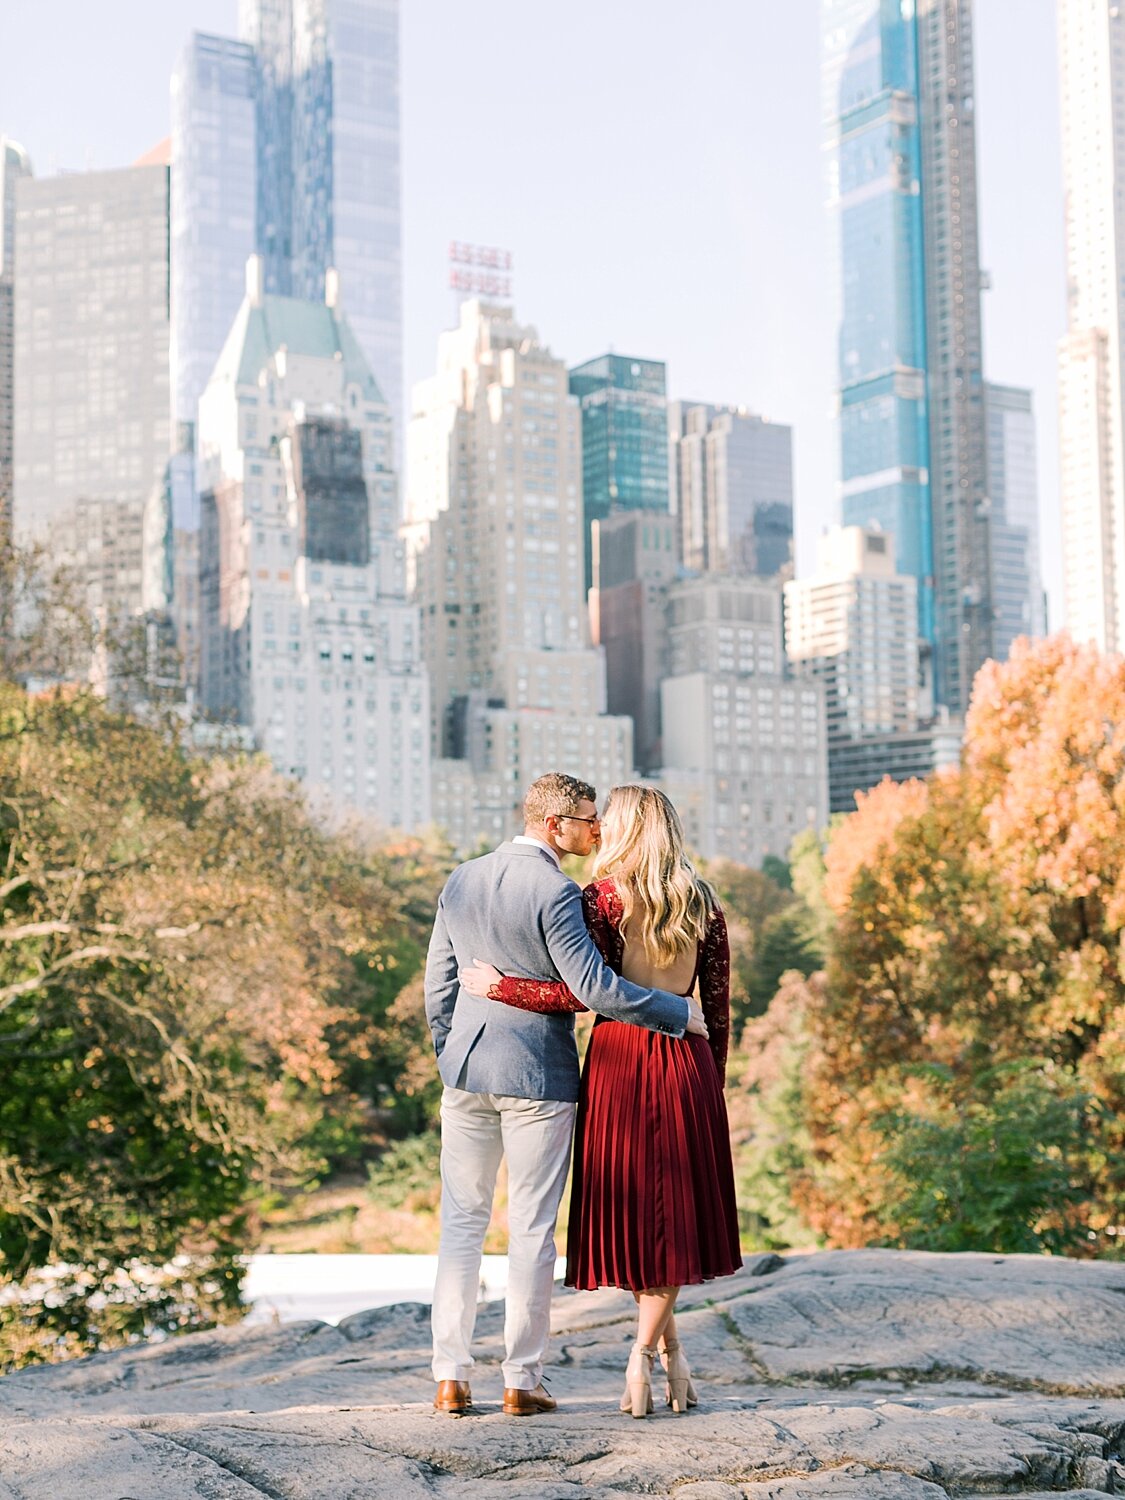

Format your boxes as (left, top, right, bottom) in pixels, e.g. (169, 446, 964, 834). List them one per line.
(1, 1, 1066, 618)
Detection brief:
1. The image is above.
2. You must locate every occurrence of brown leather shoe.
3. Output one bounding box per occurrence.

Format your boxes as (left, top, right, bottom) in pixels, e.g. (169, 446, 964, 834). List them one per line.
(433, 1379, 472, 1415)
(502, 1382, 557, 1416)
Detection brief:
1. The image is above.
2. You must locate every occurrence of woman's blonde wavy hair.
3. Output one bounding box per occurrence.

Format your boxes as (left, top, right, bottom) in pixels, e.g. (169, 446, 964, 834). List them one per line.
(591, 785, 716, 967)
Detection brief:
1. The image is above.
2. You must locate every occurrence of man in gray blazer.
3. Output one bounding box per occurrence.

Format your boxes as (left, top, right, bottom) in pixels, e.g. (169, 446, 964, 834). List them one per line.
(424, 771, 707, 1417)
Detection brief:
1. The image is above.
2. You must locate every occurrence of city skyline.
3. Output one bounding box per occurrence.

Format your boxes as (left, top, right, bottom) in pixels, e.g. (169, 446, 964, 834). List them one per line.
(0, 0, 1065, 620)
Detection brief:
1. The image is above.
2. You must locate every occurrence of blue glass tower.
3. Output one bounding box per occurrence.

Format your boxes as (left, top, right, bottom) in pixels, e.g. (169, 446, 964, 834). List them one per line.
(823, 0, 992, 713)
(239, 0, 403, 451)
(824, 0, 933, 651)
(171, 34, 258, 431)
(569, 353, 669, 590)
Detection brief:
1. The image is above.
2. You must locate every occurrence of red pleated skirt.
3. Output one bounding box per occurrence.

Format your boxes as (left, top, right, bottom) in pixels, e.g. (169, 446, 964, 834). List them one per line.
(564, 1017, 742, 1292)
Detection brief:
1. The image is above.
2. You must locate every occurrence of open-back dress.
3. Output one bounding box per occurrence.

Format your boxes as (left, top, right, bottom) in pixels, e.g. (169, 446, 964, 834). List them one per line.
(487, 876, 741, 1292)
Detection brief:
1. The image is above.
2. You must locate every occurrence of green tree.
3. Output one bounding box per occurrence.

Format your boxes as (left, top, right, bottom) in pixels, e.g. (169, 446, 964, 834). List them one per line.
(747, 906, 821, 1017)
(703, 859, 794, 1026)
(872, 1062, 1098, 1255)
(0, 679, 447, 1367)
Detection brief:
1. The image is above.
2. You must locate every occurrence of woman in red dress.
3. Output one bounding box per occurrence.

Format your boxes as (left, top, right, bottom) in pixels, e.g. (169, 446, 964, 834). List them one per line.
(458, 784, 741, 1418)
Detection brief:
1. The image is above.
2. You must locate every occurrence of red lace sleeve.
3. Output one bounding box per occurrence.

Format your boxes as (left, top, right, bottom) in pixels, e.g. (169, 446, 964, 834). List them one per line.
(582, 880, 625, 970)
(698, 905, 731, 1084)
(487, 975, 585, 1013)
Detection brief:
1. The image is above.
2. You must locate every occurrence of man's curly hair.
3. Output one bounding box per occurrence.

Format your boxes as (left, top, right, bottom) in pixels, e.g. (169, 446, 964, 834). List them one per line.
(523, 771, 596, 826)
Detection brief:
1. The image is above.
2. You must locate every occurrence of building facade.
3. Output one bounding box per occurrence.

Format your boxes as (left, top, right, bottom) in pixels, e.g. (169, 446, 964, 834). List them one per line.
(0, 138, 31, 524)
(238, 0, 403, 442)
(198, 256, 428, 830)
(823, 0, 992, 713)
(784, 524, 935, 811)
(569, 353, 669, 589)
(407, 300, 633, 850)
(985, 383, 1046, 658)
(785, 525, 919, 744)
(825, 719, 963, 814)
(1057, 0, 1125, 653)
(657, 574, 827, 865)
(13, 159, 171, 620)
(589, 508, 678, 773)
(171, 33, 258, 434)
(915, 0, 992, 710)
(668, 401, 793, 577)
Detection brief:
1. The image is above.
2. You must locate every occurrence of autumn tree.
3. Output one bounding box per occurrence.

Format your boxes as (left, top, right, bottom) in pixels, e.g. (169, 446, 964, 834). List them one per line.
(0, 679, 450, 1368)
(797, 635, 1125, 1253)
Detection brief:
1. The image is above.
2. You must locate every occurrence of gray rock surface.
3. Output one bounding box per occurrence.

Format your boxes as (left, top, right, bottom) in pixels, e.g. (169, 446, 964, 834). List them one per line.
(1, 1249, 1123, 1499)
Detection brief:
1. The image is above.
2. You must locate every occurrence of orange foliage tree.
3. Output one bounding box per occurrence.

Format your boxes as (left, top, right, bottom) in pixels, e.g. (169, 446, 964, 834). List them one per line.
(798, 635, 1125, 1254)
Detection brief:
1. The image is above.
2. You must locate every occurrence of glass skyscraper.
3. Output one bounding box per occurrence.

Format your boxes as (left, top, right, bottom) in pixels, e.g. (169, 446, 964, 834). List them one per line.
(170, 34, 257, 433)
(823, 0, 992, 715)
(569, 353, 669, 590)
(239, 0, 403, 448)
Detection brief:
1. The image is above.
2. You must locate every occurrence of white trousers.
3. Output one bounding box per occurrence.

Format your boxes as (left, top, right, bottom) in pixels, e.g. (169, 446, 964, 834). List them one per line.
(431, 1086, 576, 1390)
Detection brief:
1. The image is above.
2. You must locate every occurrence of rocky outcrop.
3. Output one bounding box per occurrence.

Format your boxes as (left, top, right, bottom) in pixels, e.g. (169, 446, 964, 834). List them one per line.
(1, 1249, 1123, 1498)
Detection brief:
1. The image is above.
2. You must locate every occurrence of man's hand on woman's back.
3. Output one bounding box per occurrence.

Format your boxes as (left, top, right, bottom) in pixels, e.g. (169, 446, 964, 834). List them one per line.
(686, 1000, 708, 1038)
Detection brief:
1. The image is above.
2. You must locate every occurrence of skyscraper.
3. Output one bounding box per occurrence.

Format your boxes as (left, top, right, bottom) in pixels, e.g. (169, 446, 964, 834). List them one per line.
(985, 383, 1046, 659)
(668, 402, 793, 578)
(0, 138, 31, 524)
(658, 574, 827, 865)
(239, 0, 403, 443)
(589, 509, 678, 773)
(785, 526, 968, 814)
(407, 300, 633, 849)
(1057, 1, 1125, 653)
(13, 157, 171, 619)
(823, 0, 992, 713)
(569, 353, 669, 588)
(786, 525, 919, 745)
(198, 256, 428, 829)
(170, 34, 258, 433)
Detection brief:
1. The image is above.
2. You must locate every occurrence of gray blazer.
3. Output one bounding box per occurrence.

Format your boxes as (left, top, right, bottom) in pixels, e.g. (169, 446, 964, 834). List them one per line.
(424, 841, 690, 1103)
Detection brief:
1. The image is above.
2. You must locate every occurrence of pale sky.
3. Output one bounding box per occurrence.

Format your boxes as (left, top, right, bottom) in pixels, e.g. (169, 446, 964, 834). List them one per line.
(1, 0, 1066, 619)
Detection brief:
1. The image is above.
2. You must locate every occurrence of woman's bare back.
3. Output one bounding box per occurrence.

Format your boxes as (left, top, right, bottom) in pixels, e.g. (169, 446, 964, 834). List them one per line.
(614, 879, 700, 996)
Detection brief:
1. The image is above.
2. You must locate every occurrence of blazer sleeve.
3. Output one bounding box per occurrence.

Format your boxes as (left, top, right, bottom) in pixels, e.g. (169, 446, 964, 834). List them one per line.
(541, 880, 689, 1036)
(423, 890, 459, 1059)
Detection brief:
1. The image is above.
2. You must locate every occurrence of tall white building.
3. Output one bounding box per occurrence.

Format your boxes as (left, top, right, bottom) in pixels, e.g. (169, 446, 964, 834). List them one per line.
(785, 526, 919, 743)
(198, 256, 428, 830)
(1057, 0, 1125, 652)
(985, 383, 1046, 657)
(407, 300, 632, 849)
(785, 524, 965, 813)
(658, 574, 827, 866)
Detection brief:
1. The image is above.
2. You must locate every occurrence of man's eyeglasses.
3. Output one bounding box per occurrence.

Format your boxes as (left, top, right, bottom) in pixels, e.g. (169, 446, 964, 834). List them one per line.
(556, 813, 601, 827)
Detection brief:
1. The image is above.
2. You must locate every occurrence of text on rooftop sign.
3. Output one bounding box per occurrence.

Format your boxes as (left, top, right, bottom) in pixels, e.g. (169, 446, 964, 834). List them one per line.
(449, 241, 514, 298)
